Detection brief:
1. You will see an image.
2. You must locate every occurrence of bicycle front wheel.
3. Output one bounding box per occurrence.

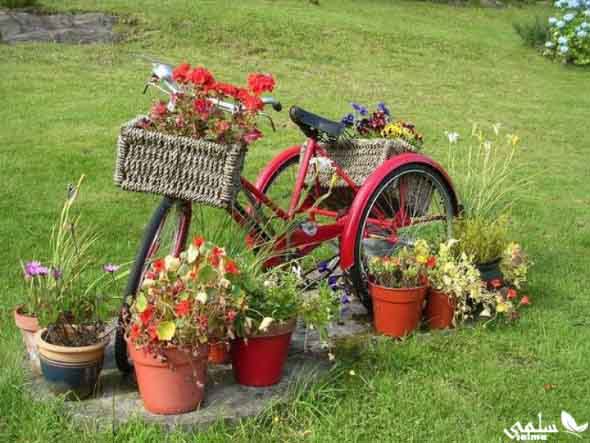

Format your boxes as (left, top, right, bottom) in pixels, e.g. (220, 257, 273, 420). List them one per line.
(114, 197, 192, 373)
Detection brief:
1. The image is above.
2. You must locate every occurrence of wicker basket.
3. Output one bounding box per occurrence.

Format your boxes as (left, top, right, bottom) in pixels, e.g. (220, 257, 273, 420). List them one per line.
(114, 117, 247, 209)
(303, 138, 433, 215)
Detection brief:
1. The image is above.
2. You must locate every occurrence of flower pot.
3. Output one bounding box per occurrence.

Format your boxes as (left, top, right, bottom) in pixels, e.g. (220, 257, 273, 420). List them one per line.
(425, 289, 455, 330)
(208, 341, 230, 365)
(127, 342, 208, 415)
(35, 329, 106, 400)
(231, 319, 296, 387)
(476, 258, 502, 284)
(14, 306, 41, 375)
(369, 282, 427, 338)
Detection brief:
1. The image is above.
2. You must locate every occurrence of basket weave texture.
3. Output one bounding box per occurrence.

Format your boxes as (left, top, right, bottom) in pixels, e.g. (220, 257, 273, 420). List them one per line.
(114, 117, 247, 209)
(303, 138, 422, 211)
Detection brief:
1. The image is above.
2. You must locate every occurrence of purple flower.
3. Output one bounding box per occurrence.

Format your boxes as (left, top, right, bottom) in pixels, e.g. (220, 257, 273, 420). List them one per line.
(103, 263, 120, 273)
(340, 294, 351, 305)
(36, 266, 49, 276)
(51, 268, 62, 280)
(317, 261, 329, 273)
(377, 102, 390, 116)
(351, 103, 368, 116)
(328, 275, 339, 290)
(340, 113, 355, 127)
(24, 261, 43, 278)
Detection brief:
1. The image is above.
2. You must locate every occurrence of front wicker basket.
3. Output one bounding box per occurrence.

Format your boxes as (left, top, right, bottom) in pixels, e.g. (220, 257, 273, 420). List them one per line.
(114, 117, 247, 209)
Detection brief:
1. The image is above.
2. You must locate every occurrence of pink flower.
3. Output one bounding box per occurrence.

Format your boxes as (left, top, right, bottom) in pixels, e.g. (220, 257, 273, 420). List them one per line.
(520, 296, 531, 306)
(507, 288, 517, 300)
(243, 128, 262, 144)
(150, 101, 168, 120)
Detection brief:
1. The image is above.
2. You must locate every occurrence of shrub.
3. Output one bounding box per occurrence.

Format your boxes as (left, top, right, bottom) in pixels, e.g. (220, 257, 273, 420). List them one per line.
(544, 0, 590, 65)
(514, 17, 551, 48)
(452, 216, 509, 264)
(0, 0, 37, 8)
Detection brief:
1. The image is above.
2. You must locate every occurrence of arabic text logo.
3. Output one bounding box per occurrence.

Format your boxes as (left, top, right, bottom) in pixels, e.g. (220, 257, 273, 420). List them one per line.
(561, 411, 588, 438)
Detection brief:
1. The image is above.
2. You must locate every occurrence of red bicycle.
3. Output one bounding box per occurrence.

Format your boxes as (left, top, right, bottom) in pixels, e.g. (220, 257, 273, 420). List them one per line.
(115, 62, 459, 372)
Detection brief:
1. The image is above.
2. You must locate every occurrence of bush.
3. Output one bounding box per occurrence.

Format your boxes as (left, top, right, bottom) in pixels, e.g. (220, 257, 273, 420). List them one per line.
(453, 216, 509, 264)
(544, 0, 590, 65)
(514, 17, 550, 48)
(0, 0, 37, 8)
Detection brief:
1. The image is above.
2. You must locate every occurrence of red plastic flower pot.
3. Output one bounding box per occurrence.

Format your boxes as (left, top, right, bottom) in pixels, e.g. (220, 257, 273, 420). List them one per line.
(208, 341, 230, 365)
(369, 282, 427, 338)
(14, 305, 41, 375)
(127, 342, 208, 415)
(425, 289, 455, 330)
(231, 319, 296, 387)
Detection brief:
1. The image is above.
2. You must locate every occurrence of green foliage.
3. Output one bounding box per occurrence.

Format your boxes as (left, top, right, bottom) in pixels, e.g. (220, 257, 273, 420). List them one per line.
(0, 0, 37, 8)
(368, 239, 432, 288)
(452, 215, 509, 264)
(514, 16, 550, 48)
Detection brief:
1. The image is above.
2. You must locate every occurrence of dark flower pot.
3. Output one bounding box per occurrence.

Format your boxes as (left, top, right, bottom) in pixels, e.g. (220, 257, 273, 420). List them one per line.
(231, 319, 295, 387)
(476, 258, 503, 284)
(35, 329, 106, 400)
(369, 282, 427, 338)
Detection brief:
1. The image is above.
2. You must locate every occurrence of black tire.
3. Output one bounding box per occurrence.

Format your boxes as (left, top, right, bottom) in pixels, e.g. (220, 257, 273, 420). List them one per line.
(349, 163, 458, 310)
(114, 197, 191, 373)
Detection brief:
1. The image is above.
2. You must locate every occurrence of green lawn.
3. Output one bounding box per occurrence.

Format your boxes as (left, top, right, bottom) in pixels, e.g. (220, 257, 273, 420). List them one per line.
(1, 0, 589, 441)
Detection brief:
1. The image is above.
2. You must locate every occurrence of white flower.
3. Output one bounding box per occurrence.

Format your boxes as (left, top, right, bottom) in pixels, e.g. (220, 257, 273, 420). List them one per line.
(196, 291, 208, 304)
(258, 317, 274, 331)
(545, 41, 555, 48)
(578, 30, 588, 38)
(186, 244, 199, 263)
(564, 12, 576, 22)
(220, 278, 231, 289)
(445, 131, 460, 144)
(557, 20, 566, 28)
(558, 35, 569, 44)
(549, 17, 558, 25)
(559, 45, 570, 53)
(263, 279, 275, 288)
(582, 22, 589, 29)
(568, 0, 580, 7)
(585, 9, 590, 16)
(164, 255, 180, 272)
(142, 278, 155, 289)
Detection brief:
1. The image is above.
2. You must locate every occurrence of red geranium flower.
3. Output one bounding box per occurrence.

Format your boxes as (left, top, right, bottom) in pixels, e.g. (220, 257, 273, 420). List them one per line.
(139, 304, 154, 326)
(209, 246, 224, 267)
(147, 324, 158, 341)
(193, 98, 213, 117)
(243, 128, 263, 144)
(175, 299, 192, 317)
(520, 296, 531, 306)
(224, 259, 239, 275)
(489, 278, 503, 289)
(507, 288, 517, 300)
(215, 82, 239, 98)
(237, 89, 264, 112)
(150, 101, 168, 120)
(426, 256, 436, 269)
(190, 67, 215, 88)
(129, 323, 141, 341)
(193, 236, 205, 248)
(172, 63, 191, 83)
(215, 120, 231, 135)
(153, 259, 165, 273)
(247, 73, 275, 95)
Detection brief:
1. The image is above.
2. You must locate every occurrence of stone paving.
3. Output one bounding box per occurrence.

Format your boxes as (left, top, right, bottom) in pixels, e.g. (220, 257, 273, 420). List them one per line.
(26, 300, 371, 431)
(0, 11, 117, 44)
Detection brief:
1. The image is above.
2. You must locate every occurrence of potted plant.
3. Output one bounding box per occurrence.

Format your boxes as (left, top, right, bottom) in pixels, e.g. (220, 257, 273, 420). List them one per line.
(367, 239, 434, 338)
(231, 266, 335, 387)
(125, 236, 245, 414)
(31, 176, 125, 399)
(452, 215, 509, 284)
(426, 240, 483, 329)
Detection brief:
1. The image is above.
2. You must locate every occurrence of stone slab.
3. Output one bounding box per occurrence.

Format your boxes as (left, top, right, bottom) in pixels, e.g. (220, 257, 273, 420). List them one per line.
(26, 300, 371, 430)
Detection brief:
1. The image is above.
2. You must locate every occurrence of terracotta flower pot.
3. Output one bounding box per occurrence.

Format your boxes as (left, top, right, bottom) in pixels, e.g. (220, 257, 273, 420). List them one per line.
(425, 289, 455, 330)
(369, 282, 427, 338)
(128, 342, 209, 415)
(208, 341, 230, 365)
(231, 319, 296, 387)
(35, 328, 106, 400)
(14, 306, 41, 375)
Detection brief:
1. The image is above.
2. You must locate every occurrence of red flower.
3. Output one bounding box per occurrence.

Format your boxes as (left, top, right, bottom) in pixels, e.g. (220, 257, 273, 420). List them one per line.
(172, 280, 186, 296)
(209, 246, 224, 267)
(520, 296, 531, 306)
(193, 98, 213, 117)
(139, 304, 154, 326)
(489, 278, 503, 289)
(190, 67, 215, 88)
(247, 73, 275, 95)
(507, 288, 517, 300)
(224, 259, 239, 275)
(198, 314, 208, 330)
(145, 271, 157, 280)
(129, 323, 141, 341)
(243, 128, 263, 144)
(172, 63, 191, 83)
(150, 101, 168, 120)
(175, 299, 192, 317)
(237, 89, 264, 112)
(193, 236, 205, 248)
(215, 82, 239, 98)
(215, 120, 231, 135)
(153, 259, 165, 273)
(226, 309, 237, 323)
(426, 256, 436, 269)
(147, 324, 158, 341)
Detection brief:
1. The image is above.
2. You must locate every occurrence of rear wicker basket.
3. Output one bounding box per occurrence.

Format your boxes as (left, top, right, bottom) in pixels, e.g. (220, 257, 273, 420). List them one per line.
(114, 117, 247, 209)
(304, 138, 431, 214)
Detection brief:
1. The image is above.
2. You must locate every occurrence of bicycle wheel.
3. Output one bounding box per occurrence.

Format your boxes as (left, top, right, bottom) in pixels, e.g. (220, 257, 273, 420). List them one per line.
(349, 163, 458, 309)
(114, 197, 192, 373)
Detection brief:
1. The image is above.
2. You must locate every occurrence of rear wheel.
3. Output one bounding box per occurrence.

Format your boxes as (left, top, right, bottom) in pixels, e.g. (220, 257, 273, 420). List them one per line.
(349, 164, 458, 309)
(114, 197, 191, 373)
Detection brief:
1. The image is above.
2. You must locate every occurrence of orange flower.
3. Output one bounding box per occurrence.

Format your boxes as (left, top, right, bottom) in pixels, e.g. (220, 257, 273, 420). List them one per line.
(153, 259, 165, 273)
(224, 259, 239, 275)
(193, 236, 205, 248)
(175, 299, 192, 317)
(426, 256, 436, 269)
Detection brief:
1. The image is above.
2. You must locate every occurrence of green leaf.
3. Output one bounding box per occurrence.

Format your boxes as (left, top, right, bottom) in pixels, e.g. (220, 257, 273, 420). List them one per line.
(135, 294, 148, 313)
(156, 321, 176, 341)
(199, 264, 216, 284)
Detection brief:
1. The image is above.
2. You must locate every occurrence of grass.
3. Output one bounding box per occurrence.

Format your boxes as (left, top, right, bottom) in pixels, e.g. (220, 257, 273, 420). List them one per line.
(1, 0, 589, 441)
